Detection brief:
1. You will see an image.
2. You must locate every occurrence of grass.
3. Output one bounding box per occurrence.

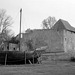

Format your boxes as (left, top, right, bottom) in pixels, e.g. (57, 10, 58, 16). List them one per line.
(0, 60, 75, 75)
(0, 53, 75, 75)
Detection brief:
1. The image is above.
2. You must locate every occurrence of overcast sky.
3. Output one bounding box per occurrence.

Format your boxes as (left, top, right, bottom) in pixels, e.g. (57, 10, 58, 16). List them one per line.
(0, 0, 75, 35)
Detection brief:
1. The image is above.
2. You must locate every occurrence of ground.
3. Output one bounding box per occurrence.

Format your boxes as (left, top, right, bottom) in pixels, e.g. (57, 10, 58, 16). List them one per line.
(0, 60, 75, 75)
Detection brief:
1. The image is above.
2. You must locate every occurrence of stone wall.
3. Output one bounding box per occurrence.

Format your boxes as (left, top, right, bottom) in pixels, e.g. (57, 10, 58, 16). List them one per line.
(9, 43, 18, 51)
(64, 30, 75, 57)
(21, 29, 64, 52)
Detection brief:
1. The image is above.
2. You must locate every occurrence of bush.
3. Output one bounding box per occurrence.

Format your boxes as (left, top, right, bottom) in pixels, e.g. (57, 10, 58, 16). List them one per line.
(70, 56, 75, 62)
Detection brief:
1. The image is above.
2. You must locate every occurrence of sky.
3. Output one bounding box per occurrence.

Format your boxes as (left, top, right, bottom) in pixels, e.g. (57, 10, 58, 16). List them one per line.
(0, 0, 75, 35)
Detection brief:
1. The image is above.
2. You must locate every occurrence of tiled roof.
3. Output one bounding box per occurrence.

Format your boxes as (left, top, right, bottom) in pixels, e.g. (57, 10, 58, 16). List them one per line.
(57, 19, 75, 32)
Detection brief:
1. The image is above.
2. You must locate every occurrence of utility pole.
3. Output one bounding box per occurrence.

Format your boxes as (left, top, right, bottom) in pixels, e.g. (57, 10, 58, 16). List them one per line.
(19, 8, 22, 51)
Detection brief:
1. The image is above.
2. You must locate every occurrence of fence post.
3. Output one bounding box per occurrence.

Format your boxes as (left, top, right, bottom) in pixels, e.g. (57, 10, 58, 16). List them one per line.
(33, 54, 34, 64)
(5, 53, 7, 65)
(25, 51, 26, 64)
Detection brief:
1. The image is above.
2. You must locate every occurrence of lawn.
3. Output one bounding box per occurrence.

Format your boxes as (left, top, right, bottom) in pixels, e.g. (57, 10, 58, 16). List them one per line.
(0, 60, 75, 75)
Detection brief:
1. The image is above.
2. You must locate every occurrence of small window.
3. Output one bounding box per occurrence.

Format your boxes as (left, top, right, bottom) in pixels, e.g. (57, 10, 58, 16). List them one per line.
(13, 48, 16, 51)
(65, 38, 66, 40)
(7, 46, 9, 50)
(57, 29, 59, 31)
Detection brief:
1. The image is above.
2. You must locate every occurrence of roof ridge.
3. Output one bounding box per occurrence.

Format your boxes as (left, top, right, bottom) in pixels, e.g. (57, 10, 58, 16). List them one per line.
(59, 19, 75, 32)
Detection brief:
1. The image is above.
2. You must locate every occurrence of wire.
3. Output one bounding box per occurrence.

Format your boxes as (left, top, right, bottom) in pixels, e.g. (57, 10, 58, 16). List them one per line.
(13, 10, 20, 22)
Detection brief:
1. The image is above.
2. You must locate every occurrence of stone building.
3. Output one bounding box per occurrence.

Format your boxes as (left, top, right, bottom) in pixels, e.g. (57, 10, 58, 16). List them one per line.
(51, 19, 75, 53)
(3, 37, 19, 51)
(16, 19, 75, 54)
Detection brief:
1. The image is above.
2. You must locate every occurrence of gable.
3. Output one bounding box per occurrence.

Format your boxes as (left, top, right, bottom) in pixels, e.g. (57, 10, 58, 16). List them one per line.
(60, 19, 75, 32)
(51, 19, 75, 32)
(51, 19, 66, 31)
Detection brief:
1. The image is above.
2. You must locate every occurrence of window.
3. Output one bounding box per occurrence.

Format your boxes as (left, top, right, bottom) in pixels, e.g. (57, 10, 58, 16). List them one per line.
(65, 38, 66, 41)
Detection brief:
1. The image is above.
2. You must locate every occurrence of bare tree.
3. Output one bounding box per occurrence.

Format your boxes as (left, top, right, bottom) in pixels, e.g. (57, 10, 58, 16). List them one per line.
(0, 9, 13, 33)
(0, 9, 13, 50)
(42, 16, 57, 29)
(0, 9, 13, 39)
